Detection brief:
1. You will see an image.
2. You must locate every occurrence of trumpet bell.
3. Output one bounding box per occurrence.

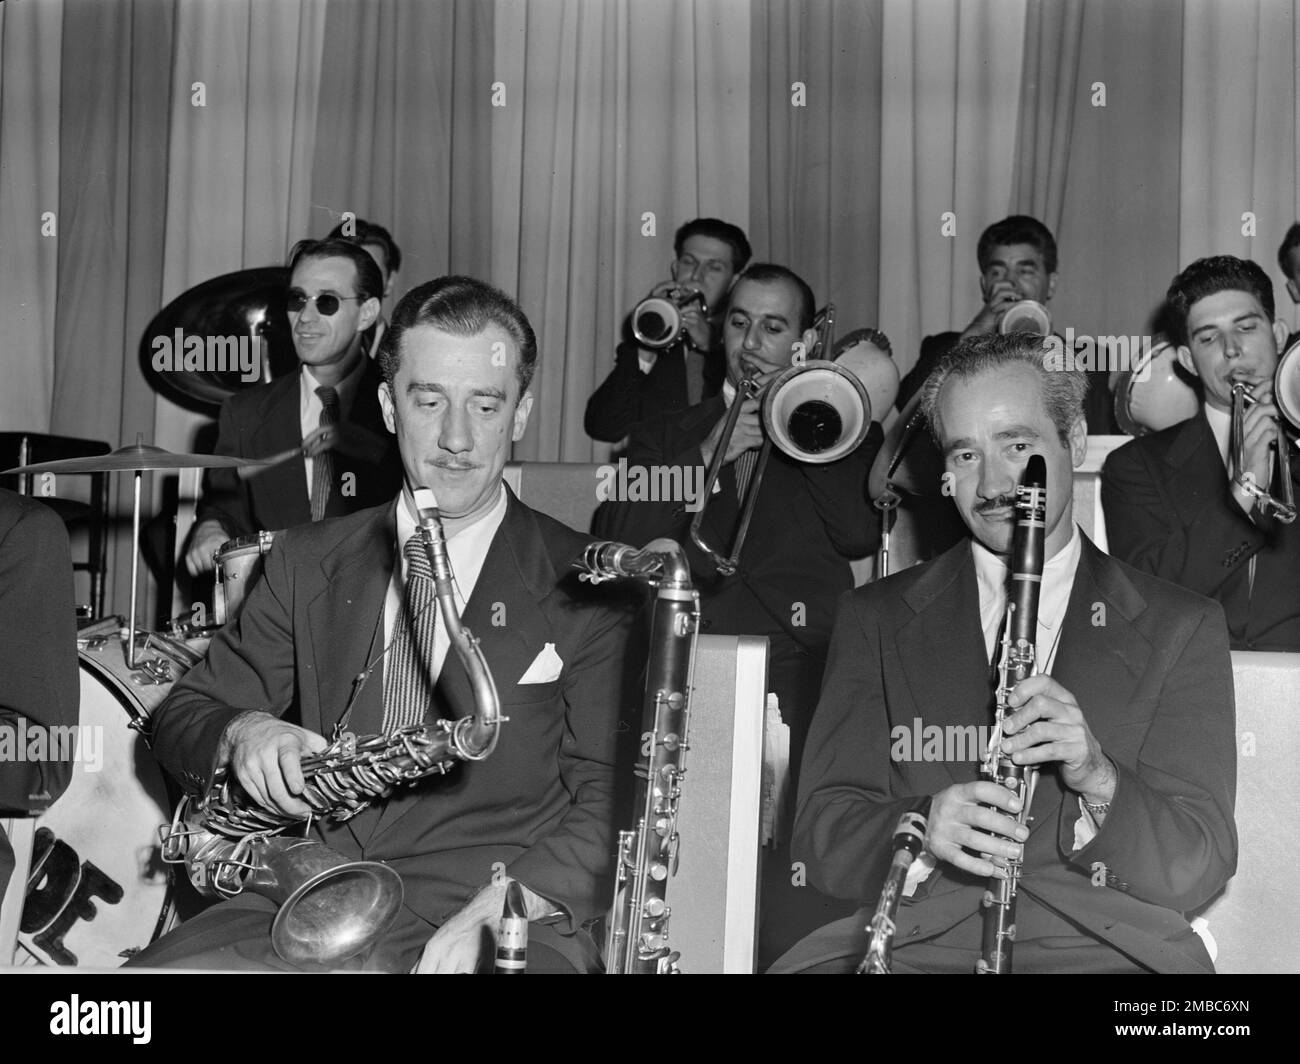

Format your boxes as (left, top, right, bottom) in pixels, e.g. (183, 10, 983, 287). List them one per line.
(999, 300, 1052, 336)
(632, 296, 685, 348)
(1114, 339, 1198, 436)
(764, 360, 872, 464)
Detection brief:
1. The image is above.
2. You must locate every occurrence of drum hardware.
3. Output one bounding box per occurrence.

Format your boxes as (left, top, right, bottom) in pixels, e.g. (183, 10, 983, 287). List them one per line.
(869, 389, 929, 578)
(213, 530, 278, 625)
(4, 438, 259, 672)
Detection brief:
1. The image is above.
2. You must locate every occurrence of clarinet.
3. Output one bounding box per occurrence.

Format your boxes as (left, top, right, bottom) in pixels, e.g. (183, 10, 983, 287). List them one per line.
(859, 799, 932, 974)
(975, 454, 1046, 975)
(576, 538, 699, 975)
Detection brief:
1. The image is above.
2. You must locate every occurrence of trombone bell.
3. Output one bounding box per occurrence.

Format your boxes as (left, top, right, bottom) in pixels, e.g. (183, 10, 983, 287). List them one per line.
(765, 360, 873, 464)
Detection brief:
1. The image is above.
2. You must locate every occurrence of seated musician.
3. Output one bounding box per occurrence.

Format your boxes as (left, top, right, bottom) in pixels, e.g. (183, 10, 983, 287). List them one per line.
(0, 489, 79, 901)
(1103, 256, 1300, 651)
(183, 238, 403, 576)
(327, 217, 402, 359)
(584, 218, 750, 443)
(130, 276, 641, 972)
(775, 332, 1236, 973)
(594, 262, 884, 970)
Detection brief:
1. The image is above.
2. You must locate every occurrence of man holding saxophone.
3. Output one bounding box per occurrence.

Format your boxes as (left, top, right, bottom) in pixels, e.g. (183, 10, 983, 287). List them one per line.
(1103, 256, 1300, 651)
(775, 332, 1236, 973)
(131, 276, 641, 973)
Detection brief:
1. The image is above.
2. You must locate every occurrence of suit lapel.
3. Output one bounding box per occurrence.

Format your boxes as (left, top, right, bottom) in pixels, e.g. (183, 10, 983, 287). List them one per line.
(365, 489, 559, 847)
(251, 375, 311, 528)
(895, 540, 995, 788)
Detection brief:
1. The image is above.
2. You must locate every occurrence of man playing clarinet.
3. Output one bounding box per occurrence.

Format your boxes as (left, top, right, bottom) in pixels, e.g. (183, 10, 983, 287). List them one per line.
(773, 331, 1237, 974)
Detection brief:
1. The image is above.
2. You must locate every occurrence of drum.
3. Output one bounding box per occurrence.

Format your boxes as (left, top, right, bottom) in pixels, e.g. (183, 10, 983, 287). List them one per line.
(15, 621, 206, 967)
(213, 530, 276, 624)
(1114, 339, 1199, 436)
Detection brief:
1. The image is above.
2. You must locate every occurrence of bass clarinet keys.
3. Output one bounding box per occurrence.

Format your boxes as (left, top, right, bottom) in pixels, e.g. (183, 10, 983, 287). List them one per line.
(976, 454, 1046, 976)
(576, 538, 699, 974)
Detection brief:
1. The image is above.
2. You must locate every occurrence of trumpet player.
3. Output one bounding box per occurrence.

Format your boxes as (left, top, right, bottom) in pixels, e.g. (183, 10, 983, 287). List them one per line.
(1103, 256, 1300, 651)
(584, 218, 750, 443)
(775, 333, 1236, 974)
(130, 276, 642, 973)
(594, 262, 884, 970)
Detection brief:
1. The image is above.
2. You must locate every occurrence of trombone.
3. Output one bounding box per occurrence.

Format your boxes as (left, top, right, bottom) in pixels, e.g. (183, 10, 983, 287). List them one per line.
(689, 305, 885, 575)
(1230, 340, 1300, 524)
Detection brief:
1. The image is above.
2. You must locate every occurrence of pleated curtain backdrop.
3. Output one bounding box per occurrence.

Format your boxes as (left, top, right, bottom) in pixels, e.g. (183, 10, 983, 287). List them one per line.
(5, 0, 1300, 623)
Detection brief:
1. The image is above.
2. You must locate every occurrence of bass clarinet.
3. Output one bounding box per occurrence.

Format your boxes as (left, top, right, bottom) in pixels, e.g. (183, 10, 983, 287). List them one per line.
(859, 799, 931, 974)
(976, 453, 1047, 975)
(576, 537, 699, 975)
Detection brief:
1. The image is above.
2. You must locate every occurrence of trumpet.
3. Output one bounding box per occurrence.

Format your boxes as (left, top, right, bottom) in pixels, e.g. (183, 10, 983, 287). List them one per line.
(689, 305, 880, 575)
(999, 300, 1052, 336)
(1230, 342, 1300, 523)
(632, 282, 708, 349)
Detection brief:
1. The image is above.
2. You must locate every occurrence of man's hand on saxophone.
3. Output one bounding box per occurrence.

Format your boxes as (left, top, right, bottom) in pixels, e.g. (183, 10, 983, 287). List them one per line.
(216, 710, 329, 819)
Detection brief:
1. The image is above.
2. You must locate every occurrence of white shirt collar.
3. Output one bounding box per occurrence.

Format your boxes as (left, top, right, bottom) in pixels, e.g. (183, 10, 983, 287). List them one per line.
(300, 353, 367, 415)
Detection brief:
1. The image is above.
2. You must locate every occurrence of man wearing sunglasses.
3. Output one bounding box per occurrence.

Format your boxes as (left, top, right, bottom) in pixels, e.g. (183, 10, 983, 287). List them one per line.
(184, 238, 403, 575)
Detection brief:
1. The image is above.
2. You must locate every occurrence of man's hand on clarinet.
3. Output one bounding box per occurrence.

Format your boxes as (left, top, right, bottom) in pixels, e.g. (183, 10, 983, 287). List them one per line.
(218, 710, 329, 819)
(1000, 674, 1116, 802)
(924, 780, 1027, 879)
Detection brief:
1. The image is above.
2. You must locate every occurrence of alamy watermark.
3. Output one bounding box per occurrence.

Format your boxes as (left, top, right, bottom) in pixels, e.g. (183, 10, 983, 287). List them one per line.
(891, 717, 993, 764)
(595, 458, 706, 512)
(1043, 331, 1155, 378)
(151, 329, 263, 382)
(0, 721, 102, 773)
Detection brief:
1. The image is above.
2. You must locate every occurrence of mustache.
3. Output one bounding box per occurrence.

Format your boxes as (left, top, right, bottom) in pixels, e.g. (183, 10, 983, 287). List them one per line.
(431, 459, 481, 471)
(975, 494, 1018, 515)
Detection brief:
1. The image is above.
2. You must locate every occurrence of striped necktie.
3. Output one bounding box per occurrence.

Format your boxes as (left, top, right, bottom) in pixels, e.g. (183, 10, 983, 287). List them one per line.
(382, 536, 439, 731)
(310, 385, 339, 521)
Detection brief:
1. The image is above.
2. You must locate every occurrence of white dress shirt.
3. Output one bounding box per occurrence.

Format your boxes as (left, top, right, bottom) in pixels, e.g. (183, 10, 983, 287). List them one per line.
(383, 484, 508, 685)
(299, 358, 368, 498)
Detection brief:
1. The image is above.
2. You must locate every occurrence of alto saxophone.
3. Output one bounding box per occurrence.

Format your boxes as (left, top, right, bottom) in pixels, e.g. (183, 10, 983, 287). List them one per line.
(161, 487, 503, 966)
(576, 538, 699, 975)
(975, 454, 1046, 975)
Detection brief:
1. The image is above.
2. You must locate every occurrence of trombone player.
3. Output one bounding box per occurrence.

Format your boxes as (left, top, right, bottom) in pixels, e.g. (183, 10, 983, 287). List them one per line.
(594, 262, 884, 970)
(1103, 255, 1300, 651)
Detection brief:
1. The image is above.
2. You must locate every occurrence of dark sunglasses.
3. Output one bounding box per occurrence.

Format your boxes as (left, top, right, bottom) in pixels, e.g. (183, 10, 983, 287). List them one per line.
(286, 290, 364, 316)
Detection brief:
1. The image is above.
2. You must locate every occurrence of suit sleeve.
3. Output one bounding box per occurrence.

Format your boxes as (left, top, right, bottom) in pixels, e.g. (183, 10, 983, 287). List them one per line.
(0, 503, 79, 812)
(148, 534, 300, 792)
(584, 340, 651, 443)
(195, 396, 254, 538)
(799, 422, 883, 557)
(1101, 442, 1261, 594)
(506, 596, 640, 928)
(1063, 599, 1238, 911)
(791, 590, 926, 902)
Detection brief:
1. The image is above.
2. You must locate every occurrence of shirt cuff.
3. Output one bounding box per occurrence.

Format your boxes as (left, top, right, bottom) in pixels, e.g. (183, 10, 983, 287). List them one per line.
(1072, 796, 1100, 850)
(637, 352, 655, 374)
(901, 851, 937, 896)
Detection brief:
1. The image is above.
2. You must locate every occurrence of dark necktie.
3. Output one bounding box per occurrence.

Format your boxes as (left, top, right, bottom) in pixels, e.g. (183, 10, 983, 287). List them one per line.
(310, 385, 339, 521)
(382, 536, 439, 731)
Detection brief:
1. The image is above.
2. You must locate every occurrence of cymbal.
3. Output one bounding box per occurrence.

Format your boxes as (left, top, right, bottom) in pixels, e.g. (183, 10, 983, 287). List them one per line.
(869, 389, 943, 499)
(2, 442, 260, 476)
(139, 266, 298, 411)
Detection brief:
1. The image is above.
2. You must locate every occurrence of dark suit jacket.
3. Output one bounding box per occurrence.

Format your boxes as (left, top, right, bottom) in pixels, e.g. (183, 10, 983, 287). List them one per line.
(593, 395, 882, 659)
(0, 490, 80, 896)
(584, 335, 726, 443)
(787, 535, 1237, 973)
(1102, 411, 1300, 650)
(197, 358, 402, 538)
(149, 489, 641, 949)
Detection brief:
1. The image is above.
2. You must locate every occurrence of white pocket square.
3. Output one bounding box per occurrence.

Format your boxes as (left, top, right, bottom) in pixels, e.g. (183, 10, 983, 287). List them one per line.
(518, 642, 563, 684)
